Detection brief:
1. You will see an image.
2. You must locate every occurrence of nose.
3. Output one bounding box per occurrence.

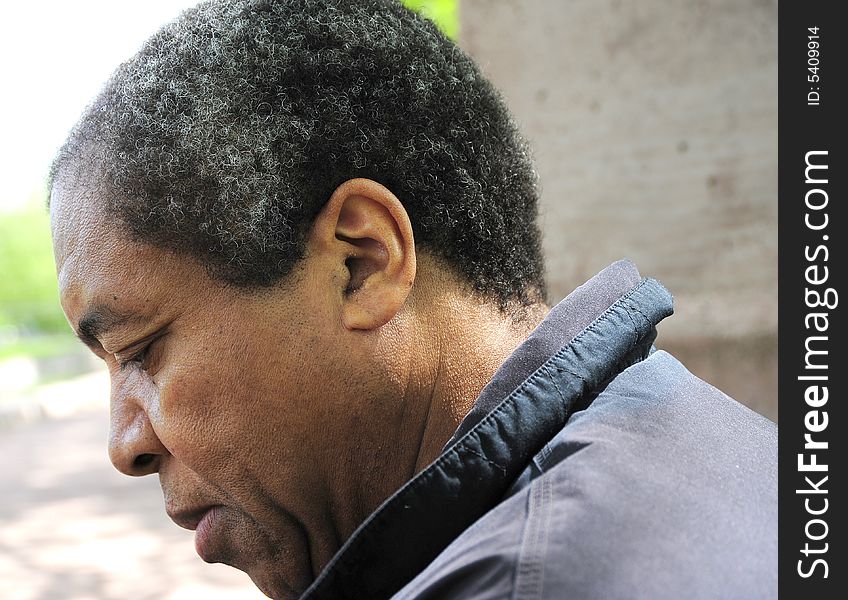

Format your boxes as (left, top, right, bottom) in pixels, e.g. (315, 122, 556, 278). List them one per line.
(108, 373, 168, 476)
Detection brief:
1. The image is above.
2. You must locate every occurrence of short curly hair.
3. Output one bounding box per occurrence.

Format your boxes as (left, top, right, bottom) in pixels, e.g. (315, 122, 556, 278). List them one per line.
(52, 0, 546, 308)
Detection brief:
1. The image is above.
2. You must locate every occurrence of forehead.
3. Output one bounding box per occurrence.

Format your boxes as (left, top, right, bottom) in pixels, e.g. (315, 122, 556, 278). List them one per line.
(50, 178, 293, 339)
(50, 180, 189, 324)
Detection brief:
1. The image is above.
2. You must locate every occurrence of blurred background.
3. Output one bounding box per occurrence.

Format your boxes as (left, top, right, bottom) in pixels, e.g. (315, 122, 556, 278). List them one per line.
(0, 1, 775, 598)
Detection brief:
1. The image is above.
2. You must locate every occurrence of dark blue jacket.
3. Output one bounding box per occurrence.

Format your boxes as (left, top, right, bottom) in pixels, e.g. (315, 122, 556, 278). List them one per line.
(301, 260, 778, 600)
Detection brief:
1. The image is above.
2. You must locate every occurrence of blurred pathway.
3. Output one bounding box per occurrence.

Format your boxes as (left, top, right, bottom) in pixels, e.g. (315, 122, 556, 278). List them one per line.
(0, 382, 265, 599)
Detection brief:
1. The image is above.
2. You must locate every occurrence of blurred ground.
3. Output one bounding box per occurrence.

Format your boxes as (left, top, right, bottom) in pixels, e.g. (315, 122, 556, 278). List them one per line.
(0, 371, 265, 600)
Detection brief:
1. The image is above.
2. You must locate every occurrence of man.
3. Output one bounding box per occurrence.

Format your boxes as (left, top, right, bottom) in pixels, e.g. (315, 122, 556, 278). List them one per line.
(49, 0, 777, 598)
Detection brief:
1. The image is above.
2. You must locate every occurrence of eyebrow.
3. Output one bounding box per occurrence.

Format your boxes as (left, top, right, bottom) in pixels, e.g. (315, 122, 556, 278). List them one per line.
(76, 305, 142, 349)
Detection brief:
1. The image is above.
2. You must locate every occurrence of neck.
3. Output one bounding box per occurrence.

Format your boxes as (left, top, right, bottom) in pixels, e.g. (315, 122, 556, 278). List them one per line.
(409, 286, 548, 472)
(329, 263, 547, 549)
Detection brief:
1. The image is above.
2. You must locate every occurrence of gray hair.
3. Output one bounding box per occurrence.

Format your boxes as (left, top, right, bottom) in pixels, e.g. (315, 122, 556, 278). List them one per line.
(52, 0, 546, 307)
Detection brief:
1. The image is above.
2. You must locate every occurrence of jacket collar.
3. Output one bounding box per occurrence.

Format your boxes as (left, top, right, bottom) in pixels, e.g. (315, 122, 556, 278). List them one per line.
(447, 259, 644, 446)
(301, 260, 673, 600)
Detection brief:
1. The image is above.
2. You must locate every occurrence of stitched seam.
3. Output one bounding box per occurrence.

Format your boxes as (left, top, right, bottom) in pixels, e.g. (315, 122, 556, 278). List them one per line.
(620, 298, 641, 346)
(464, 447, 507, 477)
(547, 364, 571, 405)
(509, 487, 535, 600)
(557, 365, 588, 384)
(512, 474, 553, 600)
(624, 296, 654, 325)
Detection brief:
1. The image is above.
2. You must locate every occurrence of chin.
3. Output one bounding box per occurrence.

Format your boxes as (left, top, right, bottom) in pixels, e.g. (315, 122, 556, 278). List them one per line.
(205, 510, 312, 598)
(243, 566, 304, 600)
(218, 549, 305, 600)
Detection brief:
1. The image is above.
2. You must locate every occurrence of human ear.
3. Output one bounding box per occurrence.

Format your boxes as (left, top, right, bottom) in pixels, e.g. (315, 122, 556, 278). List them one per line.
(309, 178, 416, 330)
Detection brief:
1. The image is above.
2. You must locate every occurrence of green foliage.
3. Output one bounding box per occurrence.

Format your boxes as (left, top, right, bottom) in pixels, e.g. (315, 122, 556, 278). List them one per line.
(402, 0, 459, 39)
(0, 334, 78, 361)
(0, 189, 69, 335)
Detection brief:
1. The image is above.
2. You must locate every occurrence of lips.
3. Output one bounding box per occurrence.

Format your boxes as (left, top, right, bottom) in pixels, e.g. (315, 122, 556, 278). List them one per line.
(194, 506, 221, 560)
(167, 504, 222, 561)
(168, 504, 212, 530)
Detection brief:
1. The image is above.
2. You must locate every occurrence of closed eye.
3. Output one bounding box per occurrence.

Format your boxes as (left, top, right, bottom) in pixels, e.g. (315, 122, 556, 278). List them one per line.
(114, 328, 168, 373)
(117, 343, 151, 371)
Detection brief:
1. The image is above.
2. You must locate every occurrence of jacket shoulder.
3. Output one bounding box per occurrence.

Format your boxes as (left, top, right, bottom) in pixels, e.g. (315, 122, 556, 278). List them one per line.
(394, 351, 777, 600)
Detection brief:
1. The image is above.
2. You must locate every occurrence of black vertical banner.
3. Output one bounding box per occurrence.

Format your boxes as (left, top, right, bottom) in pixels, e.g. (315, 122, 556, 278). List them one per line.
(779, 2, 846, 598)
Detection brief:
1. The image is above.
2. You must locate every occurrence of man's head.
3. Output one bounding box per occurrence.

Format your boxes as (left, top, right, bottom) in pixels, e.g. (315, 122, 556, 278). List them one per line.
(53, 0, 544, 307)
(50, 1, 547, 597)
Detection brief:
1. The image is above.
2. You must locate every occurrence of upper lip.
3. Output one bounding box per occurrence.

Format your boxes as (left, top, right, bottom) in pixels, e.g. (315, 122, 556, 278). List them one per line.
(167, 505, 216, 531)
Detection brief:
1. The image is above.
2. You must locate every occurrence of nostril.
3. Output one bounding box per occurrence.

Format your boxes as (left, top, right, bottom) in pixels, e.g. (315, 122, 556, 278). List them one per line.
(133, 453, 156, 471)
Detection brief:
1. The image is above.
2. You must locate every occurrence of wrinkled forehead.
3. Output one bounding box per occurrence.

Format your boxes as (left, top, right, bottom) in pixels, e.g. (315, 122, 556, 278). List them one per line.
(52, 177, 104, 258)
(50, 177, 154, 322)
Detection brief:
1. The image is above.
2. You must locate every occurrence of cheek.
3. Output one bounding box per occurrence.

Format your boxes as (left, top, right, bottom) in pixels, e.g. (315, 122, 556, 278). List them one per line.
(156, 328, 254, 423)
(152, 362, 247, 463)
(152, 316, 339, 470)
(153, 346, 302, 466)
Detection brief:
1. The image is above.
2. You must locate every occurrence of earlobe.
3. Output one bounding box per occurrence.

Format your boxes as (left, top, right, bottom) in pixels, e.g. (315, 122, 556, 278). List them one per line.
(310, 178, 416, 331)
